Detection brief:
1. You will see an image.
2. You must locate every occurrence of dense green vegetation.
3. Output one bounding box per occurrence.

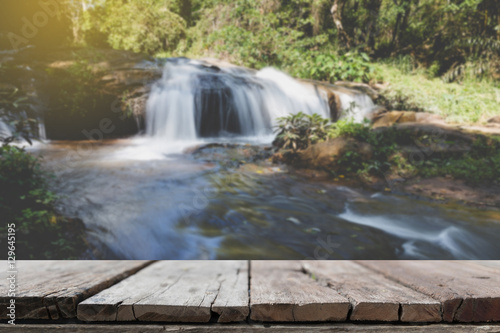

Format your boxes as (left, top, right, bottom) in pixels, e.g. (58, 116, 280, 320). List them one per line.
(1, 63, 87, 259)
(0, 143, 87, 259)
(45, 57, 102, 117)
(2, 1, 497, 84)
(0, 63, 39, 143)
(374, 62, 500, 123)
(274, 112, 333, 152)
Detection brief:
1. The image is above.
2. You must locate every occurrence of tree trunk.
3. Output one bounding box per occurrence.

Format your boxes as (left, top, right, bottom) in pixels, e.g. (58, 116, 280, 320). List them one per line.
(331, 0, 351, 48)
(391, 0, 415, 53)
(180, 0, 192, 26)
(390, 0, 403, 52)
(364, 0, 382, 51)
(312, 0, 325, 36)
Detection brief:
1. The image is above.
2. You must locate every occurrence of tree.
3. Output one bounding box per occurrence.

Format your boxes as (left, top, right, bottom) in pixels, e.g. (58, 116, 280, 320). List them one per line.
(330, 0, 351, 48)
(62, 0, 94, 45)
(85, 0, 186, 54)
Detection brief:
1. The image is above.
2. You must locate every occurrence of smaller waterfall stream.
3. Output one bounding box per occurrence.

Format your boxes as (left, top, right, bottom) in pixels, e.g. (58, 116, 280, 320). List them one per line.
(0, 119, 12, 140)
(146, 58, 375, 142)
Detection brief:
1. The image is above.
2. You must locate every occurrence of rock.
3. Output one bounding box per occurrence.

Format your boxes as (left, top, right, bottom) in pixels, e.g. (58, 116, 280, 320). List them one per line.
(295, 137, 373, 171)
(3, 48, 161, 140)
(286, 217, 302, 225)
(199, 57, 249, 71)
(326, 89, 342, 121)
(375, 123, 476, 158)
(301, 80, 374, 121)
(415, 112, 446, 124)
(386, 123, 475, 143)
(487, 116, 500, 124)
(371, 111, 445, 128)
(334, 81, 379, 100)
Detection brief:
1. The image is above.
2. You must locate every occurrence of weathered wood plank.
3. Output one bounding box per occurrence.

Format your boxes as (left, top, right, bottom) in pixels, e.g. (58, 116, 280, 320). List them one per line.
(303, 261, 441, 322)
(212, 261, 249, 323)
(471, 261, 500, 271)
(250, 261, 350, 322)
(357, 261, 500, 322)
(2, 324, 500, 333)
(0, 261, 151, 320)
(78, 261, 248, 323)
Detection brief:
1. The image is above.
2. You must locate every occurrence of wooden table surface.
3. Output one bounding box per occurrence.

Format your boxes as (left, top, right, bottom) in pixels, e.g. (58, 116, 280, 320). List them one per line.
(1, 261, 499, 325)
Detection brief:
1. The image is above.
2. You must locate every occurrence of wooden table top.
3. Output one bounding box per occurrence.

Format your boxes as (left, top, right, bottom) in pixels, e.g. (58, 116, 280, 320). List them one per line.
(1, 261, 499, 325)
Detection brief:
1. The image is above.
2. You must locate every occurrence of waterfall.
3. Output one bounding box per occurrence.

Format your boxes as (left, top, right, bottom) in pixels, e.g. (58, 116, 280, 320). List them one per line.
(146, 58, 376, 141)
(0, 117, 46, 143)
(0, 119, 12, 140)
(336, 91, 376, 123)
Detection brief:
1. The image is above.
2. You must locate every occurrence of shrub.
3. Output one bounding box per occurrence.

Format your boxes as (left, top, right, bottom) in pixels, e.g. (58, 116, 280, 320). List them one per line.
(0, 144, 86, 259)
(0, 63, 39, 142)
(303, 52, 375, 83)
(274, 112, 332, 151)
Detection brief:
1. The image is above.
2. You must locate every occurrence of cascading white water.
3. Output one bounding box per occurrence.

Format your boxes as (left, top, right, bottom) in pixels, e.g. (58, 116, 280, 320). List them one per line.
(0, 117, 46, 143)
(337, 91, 376, 123)
(0, 119, 12, 140)
(146, 58, 376, 142)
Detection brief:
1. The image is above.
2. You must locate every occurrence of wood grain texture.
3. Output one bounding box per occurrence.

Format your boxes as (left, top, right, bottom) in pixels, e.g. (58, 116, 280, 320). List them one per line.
(472, 261, 500, 271)
(357, 261, 500, 322)
(78, 261, 248, 323)
(250, 261, 350, 322)
(303, 261, 441, 322)
(2, 324, 500, 333)
(0, 261, 150, 320)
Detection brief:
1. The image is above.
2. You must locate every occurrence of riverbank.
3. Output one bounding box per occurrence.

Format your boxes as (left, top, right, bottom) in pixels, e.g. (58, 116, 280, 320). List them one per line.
(273, 118, 500, 209)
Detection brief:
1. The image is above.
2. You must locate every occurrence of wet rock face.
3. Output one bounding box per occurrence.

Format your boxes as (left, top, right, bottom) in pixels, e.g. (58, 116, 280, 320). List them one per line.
(194, 73, 242, 137)
(2, 47, 162, 140)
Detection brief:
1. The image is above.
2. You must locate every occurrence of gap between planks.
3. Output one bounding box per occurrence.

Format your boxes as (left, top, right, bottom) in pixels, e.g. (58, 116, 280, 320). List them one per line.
(78, 261, 249, 323)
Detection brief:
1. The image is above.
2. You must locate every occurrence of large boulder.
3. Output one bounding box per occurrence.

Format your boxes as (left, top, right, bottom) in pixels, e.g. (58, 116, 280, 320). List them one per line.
(294, 137, 373, 171)
(334, 81, 379, 100)
(371, 110, 446, 128)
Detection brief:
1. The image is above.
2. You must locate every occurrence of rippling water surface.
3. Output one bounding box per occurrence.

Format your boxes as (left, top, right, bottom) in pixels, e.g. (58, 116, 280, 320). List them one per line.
(32, 139, 500, 260)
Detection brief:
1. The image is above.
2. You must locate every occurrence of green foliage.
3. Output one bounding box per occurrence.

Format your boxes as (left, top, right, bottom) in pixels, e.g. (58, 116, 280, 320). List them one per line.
(0, 144, 86, 259)
(274, 112, 332, 152)
(301, 52, 374, 83)
(443, 37, 500, 83)
(374, 63, 500, 123)
(0, 63, 39, 142)
(82, 0, 186, 54)
(185, 1, 334, 72)
(273, 112, 500, 184)
(328, 119, 403, 177)
(45, 57, 101, 117)
(274, 113, 403, 176)
(418, 136, 500, 183)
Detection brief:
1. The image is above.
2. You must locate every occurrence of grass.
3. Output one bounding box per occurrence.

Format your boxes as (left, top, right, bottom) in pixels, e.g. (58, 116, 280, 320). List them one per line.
(375, 63, 500, 124)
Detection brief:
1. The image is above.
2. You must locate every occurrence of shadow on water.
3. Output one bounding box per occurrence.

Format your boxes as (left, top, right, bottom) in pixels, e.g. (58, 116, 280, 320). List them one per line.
(32, 139, 500, 260)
